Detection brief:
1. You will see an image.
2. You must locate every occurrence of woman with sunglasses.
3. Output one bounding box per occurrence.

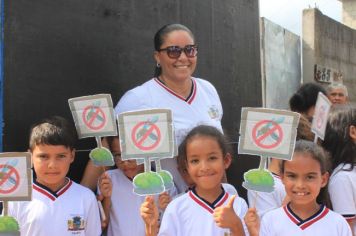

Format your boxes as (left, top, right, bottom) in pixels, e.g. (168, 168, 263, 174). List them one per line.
(114, 23, 223, 194)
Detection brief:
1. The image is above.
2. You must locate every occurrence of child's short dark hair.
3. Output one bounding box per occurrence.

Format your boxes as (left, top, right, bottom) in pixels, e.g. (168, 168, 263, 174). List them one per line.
(178, 125, 231, 168)
(29, 116, 77, 151)
(281, 140, 331, 207)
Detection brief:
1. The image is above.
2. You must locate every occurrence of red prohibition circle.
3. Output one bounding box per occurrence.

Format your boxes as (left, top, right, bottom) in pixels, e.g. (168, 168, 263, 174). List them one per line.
(252, 120, 283, 149)
(82, 105, 107, 130)
(131, 121, 161, 151)
(0, 165, 20, 194)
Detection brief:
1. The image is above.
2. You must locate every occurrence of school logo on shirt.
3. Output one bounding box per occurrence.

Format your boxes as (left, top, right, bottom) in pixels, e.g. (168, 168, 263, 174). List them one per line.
(208, 105, 220, 120)
(67, 215, 85, 232)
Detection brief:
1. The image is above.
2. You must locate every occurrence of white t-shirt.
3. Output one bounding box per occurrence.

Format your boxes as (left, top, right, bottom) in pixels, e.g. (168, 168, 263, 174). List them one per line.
(329, 163, 356, 233)
(100, 169, 177, 236)
(159, 187, 249, 236)
(260, 204, 352, 236)
(8, 178, 101, 236)
(247, 173, 286, 217)
(115, 77, 223, 193)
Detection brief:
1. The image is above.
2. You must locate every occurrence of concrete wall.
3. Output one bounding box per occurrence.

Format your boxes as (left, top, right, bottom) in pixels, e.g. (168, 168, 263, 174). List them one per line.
(339, 0, 356, 29)
(260, 18, 301, 109)
(303, 8, 356, 102)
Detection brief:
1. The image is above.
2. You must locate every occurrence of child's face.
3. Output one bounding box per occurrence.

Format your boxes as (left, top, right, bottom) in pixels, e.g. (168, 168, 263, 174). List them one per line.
(186, 136, 231, 194)
(112, 137, 143, 179)
(32, 144, 74, 191)
(281, 152, 328, 208)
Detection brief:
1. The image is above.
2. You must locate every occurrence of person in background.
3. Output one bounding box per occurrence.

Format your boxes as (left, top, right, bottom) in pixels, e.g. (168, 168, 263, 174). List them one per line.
(97, 136, 176, 236)
(289, 82, 327, 121)
(327, 83, 349, 105)
(322, 105, 356, 235)
(115, 23, 223, 193)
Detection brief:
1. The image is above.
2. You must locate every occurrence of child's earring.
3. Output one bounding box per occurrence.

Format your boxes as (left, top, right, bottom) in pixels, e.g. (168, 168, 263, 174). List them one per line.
(350, 125, 356, 142)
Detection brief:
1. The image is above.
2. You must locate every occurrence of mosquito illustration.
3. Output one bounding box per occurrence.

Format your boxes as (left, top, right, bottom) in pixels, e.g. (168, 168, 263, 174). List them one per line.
(136, 116, 159, 141)
(257, 117, 285, 141)
(0, 159, 19, 185)
(86, 101, 104, 122)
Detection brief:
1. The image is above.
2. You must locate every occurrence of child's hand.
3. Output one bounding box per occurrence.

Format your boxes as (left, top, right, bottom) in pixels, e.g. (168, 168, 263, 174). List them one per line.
(141, 196, 159, 236)
(213, 195, 245, 235)
(158, 191, 171, 211)
(244, 207, 260, 236)
(140, 196, 159, 226)
(98, 172, 112, 199)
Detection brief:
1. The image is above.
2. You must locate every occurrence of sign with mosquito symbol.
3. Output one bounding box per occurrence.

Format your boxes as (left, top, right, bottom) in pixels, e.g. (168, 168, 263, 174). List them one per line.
(238, 108, 300, 193)
(118, 109, 175, 159)
(311, 92, 331, 141)
(118, 109, 176, 195)
(68, 94, 117, 138)
(0, 153, 32, 201)
(239, 108, 300, 160)
(69, 94, 117, 166)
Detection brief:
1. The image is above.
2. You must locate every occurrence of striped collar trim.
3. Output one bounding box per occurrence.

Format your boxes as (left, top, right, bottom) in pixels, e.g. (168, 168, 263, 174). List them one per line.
(283, 203, 329, 230)
(154, 77, 197, 104)
(33, 177, 72, 201)
(189, 186, 228, 214)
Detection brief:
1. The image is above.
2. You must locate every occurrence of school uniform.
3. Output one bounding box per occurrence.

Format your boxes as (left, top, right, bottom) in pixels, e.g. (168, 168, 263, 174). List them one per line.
(247, 173, 286, 217)
(260, 204, 352, 236)
(101, 168, 177, 236)
(329, 163, 356, 232)
(159, 186, 249, 236)
(8, 178, 101, 236)
(115, 77, 223, 193)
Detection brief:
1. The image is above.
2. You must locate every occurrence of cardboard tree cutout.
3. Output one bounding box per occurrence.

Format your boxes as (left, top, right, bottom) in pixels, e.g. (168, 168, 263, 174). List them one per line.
(239, 108, 300, 192)
(118, 109, 176, 195)
(311, 92, 332, 142)
(68, 94, 118, 166)
(0, 152, 32, 235)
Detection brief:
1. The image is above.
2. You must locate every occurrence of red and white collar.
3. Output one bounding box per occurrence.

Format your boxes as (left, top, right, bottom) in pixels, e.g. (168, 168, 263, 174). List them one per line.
(33, 177, 72, 201)
(154, 77, 197, 104)
(189, 187, 229, 214)
(283, 203, 329, 230)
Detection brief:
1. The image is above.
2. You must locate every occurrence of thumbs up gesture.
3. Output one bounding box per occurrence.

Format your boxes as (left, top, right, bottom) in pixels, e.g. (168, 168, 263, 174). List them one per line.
(213, 195, 245, 235)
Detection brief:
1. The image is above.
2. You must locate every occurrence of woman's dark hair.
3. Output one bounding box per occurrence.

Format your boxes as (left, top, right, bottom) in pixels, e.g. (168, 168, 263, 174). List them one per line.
(153, 23, 195, 77)
(281, 140, 331, 207)
(322, 105, 356, 171)
(289, 83, 327, 115)
(29, 116, 77, 151)
(178, 125, 231, 168)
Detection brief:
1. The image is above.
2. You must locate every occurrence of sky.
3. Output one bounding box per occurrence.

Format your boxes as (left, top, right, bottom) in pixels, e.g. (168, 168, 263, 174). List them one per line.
(259, 0, 342, 35)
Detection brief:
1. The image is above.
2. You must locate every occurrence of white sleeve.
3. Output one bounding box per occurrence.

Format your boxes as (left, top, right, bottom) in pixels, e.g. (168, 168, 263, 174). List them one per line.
(334, 213, 353, 236)
(259, 213, 272, 236)
(85, 192, 102, 236)
(329, 172, 356, 217)
(158, 204, 180, 236)
(115, 89, 147, 115)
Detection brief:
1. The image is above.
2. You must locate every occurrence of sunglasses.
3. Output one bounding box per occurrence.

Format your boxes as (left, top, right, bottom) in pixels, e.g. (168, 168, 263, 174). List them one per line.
(158, 45, 198, 59)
